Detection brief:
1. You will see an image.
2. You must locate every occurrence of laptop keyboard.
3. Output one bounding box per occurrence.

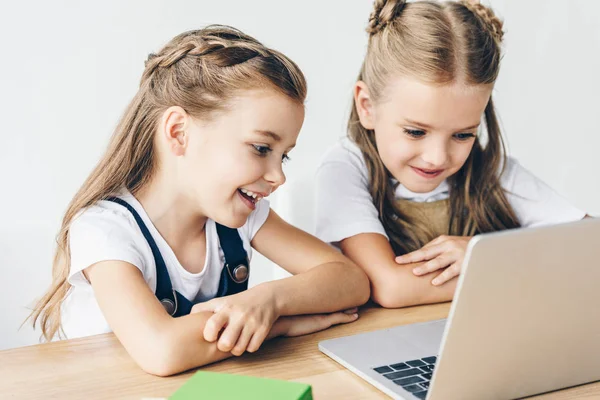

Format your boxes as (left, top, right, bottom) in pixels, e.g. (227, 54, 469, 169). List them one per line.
(373, 356, 437, 399)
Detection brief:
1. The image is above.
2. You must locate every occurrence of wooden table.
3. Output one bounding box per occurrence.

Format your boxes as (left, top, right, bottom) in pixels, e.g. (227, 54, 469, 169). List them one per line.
(1, 303, 599, 399)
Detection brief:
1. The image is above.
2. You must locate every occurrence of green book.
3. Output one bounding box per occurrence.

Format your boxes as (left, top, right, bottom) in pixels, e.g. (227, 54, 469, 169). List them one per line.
(169, 371, 313, 400)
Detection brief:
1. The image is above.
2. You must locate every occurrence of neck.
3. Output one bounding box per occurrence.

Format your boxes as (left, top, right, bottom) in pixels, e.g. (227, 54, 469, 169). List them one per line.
(134, 171, 208, 247)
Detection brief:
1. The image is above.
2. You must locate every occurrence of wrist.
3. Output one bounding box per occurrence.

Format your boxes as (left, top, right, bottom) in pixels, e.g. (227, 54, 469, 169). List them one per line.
(259, 280, 286, 318)
(268, 317, 290, 339)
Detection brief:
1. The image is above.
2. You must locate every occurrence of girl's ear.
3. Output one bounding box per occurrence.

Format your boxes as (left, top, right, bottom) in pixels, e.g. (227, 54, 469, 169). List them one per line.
(354, 81, 376, 130)
(161, 106, 189, 156)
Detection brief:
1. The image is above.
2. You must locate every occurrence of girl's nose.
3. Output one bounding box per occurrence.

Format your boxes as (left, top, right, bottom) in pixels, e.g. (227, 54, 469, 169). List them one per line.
(421, 142, 449, 168)
(264, 160, 286, 190)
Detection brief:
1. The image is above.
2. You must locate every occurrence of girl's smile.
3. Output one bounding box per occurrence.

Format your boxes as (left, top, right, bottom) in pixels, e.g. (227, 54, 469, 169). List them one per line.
(410, 166, 445, 179)
(236, 188, 267, 211)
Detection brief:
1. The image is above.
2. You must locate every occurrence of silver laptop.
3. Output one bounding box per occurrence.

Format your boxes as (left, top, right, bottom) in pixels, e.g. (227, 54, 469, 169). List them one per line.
(319, 218, 600, 399)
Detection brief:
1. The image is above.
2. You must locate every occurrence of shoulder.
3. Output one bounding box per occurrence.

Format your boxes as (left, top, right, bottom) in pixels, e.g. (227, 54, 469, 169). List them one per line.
(315, 139, 387, 242)
(498, 157, 586, 227)
(320, 138, 366, 167)
(238, 198, 271, 242)
(70, 199, 142, 241)
(498, 156, 525, 187)
(317, 138, 369, 181)
(68, 198, 150, 286)
(499, 156, 554, 195)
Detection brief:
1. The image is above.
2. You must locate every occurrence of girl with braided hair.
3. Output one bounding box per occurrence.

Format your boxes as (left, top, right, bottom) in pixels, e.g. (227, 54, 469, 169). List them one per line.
(315, 0, 589, 308)
(29, 26, 370, 375)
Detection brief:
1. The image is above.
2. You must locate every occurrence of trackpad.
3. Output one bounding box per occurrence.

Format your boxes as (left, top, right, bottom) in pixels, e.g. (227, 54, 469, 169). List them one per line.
(320, 319, 446, 368)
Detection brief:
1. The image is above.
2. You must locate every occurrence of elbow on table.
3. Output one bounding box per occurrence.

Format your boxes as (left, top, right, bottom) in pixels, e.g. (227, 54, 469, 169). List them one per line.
(141, 361, 177, 378)
(134, 332, 210, 377)
(136, 341, 182, 377)
(370, 279, 421, 309)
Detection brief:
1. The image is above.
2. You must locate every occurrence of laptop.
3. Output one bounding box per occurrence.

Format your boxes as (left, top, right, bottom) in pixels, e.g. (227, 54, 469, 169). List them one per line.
(319, 218, 600, 399)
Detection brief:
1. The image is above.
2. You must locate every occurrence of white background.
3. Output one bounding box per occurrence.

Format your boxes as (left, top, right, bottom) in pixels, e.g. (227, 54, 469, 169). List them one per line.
(0, 0, 598, 350)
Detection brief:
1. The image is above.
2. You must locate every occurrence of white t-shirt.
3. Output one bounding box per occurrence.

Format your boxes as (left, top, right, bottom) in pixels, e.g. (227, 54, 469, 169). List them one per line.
(315, 138, 585, 245)
(61, 190, 270, 339)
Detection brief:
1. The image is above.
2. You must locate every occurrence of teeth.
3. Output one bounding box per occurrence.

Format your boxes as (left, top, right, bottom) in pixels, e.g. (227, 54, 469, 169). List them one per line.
(240, 188, 263, 202)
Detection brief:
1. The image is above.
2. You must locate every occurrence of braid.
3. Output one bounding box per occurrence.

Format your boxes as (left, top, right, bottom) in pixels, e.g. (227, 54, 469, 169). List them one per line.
(141, 25, 272, 83)
(142, 41, 198, 81)
(367, 0, 407, 36)
(460, 1, 504, 43)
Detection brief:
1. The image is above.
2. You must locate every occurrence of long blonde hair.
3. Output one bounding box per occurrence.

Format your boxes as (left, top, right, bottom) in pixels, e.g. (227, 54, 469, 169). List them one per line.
(29, 25, 307, 341)
(349, 0, 520, 255)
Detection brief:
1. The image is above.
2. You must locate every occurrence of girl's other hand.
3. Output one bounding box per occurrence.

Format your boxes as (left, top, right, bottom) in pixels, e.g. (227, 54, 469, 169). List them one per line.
(394, 235, 472, 286)
(276, 308, 359, 338)
(191, 287, 279, 356)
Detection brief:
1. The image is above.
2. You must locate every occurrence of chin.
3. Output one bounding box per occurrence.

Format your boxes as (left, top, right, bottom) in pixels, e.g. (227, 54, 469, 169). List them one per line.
(214, 210, 249, 229)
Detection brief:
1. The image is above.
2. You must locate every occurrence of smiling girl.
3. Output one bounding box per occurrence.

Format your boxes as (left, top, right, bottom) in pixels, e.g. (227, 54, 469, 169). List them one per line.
(315, 0, 587, 308)
(29, 26, 370, 376)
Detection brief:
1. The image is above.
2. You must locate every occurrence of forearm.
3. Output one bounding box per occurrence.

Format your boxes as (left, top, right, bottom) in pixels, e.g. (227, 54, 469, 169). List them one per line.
(152, 311, 292, 376)
(88, 263, 290, 377)
(370, 262, 457, 308)
(150, 312, 232, 376)
(340, 234, 457, 309)
(265, 261, 370, 316)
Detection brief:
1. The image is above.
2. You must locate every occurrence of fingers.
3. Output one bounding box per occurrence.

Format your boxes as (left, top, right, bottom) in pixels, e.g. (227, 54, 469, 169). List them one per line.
(343, 307, 359, 315)
(216, 320, 244, 352)
(328, 311, 359, 326)
(203, 312, 229, 342)
(311, 312, 358, 333)
(231, 325, 254, 356)
(191, 299, 214, 314)
(192, 297, 227, 315)
(422, 235, 450, 249)
(396, 236, 460, 264)
(413, 255, 453, 276)
(431, 263, 460, 286)
(198, 293, 278, 355)
(395, 244, 444, 264)
(246, 326, 270, 353)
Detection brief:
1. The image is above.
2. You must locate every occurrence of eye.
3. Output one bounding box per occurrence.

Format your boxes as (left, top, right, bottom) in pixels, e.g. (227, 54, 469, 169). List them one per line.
(403, 128, 426, 138)
(252, 144, 271, 156)
(282, 154, 291, 164)
(453, 133, 476, 141)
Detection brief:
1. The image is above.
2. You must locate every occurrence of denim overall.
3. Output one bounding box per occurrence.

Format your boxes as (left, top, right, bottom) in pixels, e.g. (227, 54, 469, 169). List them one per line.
(106, 197, 249, 317)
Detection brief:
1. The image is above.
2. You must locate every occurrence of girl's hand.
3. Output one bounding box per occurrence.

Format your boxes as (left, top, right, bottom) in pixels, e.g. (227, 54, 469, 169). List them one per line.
(394, 235, 472, 286)
(191, 287, 279, 356)
(274, 308, 359, 338)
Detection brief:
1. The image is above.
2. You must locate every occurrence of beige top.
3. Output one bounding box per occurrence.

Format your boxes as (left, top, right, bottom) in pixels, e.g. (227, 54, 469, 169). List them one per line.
(316, 138, 586, 245)
(396, 199, 450, 244)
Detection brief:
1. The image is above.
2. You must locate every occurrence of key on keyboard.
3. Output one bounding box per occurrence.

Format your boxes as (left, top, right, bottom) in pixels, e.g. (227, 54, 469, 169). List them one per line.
(373, 355, 438, 399)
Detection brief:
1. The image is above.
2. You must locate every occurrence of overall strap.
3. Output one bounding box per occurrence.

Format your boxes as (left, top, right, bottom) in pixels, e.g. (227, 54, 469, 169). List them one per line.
(104, 197, 179, 313)
(215, 223, 249, 297)
(105, 197, 249, 310)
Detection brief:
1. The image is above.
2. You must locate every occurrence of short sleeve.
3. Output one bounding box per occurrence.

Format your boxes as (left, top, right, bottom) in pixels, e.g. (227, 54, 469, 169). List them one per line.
(315, 142, 387, 244)
(243, 198, 271, 240)
(501, 158, 586, 228)
(68, 207, 146, 287)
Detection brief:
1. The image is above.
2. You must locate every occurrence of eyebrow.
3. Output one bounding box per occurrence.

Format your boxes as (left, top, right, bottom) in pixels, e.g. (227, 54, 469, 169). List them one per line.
(403, 119, 481, 132)
(254, 130, 296, 149)
(254, 130, 281, 141)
